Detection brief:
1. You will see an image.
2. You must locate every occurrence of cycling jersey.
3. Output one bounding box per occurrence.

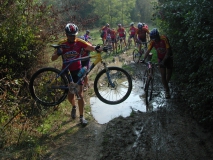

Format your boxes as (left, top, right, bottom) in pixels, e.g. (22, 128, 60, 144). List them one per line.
(59, 38, 91, 71)
(110, 30, 116, 39)
(148, 35, 172, 60)
(83, 34, 90, 41)
(117, 27, 126, 37)
(129, 26, 137, 36)
(136, 27, 149, 39)
(100, 26, 108, 39)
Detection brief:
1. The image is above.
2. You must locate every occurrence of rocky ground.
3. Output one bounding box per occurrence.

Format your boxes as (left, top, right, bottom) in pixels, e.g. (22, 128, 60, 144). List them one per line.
(44, 52, 213, 160)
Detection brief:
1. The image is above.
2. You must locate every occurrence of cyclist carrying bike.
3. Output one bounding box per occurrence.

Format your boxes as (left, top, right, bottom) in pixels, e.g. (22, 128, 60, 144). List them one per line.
(128, 22, 137, 47)
(116, 24, 127, 50)
(141, 28, 173, 99)
(136, 22, 150, 54)
(51, 23, 100, 125)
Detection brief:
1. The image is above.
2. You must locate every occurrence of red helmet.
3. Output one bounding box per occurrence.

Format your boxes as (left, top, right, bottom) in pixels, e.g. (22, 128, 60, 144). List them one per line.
(65, 23, 78, 36)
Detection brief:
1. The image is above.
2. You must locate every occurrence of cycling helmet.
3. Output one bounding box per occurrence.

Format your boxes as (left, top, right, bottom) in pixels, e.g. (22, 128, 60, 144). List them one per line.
(118, 24, 122, 27)
(150, 28, 160, 40)
(142, 23, 145, 26)
(130, 22, 134, 26)
(106, 23, 110, 27)
(65, 23, 78, 35)
(137, 23, 143, 29)
(86, 30, 90, 34)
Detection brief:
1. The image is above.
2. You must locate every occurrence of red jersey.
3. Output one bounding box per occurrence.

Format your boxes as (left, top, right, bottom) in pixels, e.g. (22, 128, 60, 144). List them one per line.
(101, 26, 108, 38)
(59, 38, 92, 71)
(148, 35, 171, 60)
(129, 26, 137, 36)
(110, 30, 117, 39)
(117, 27, 126, 37)
(136, 27, 149, 39)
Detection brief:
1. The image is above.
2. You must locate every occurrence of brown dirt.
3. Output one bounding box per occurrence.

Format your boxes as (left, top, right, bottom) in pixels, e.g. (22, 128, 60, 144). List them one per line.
(44, 52, 213, 160)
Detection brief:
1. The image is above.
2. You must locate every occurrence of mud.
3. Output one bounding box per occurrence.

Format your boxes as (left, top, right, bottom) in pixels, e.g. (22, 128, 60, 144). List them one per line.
(45, 52, 213, 160)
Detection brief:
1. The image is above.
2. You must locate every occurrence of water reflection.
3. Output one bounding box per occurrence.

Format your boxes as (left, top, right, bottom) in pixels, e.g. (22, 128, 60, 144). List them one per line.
(90, 81, 159, 124)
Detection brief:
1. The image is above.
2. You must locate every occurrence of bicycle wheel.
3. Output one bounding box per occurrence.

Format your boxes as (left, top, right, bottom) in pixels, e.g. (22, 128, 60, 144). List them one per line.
(133, 49, 141, 63)
(144, 77, 153, 106)
(94, 67, 132, 105)
(29, 67, 69, 106)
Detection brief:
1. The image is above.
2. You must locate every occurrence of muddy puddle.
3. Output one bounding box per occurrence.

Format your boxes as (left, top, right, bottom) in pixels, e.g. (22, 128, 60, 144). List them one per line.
(90, 80, 162, 124)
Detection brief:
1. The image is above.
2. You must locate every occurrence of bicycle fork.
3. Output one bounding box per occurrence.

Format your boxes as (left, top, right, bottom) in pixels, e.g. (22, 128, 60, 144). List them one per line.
(102, 62, 116, 89)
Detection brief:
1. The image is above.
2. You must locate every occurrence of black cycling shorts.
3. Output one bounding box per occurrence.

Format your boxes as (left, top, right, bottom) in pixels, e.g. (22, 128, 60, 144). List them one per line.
(159, 56, 173, 69)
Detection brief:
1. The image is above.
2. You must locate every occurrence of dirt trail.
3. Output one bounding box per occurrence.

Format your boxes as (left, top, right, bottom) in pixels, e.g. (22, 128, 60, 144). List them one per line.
(44, 53, 213, 160)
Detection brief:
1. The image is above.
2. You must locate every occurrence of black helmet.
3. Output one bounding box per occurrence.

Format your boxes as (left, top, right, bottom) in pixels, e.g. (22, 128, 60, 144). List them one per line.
(137, 23, 143, 29)
(86, 30, 90, 34)
(150, 28, 160, 40)
(65, 23, 78, 36)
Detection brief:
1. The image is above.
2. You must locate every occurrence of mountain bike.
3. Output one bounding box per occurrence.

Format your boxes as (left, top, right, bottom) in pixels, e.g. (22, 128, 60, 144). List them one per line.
(133, 40, 150, 63)
(29, 45, 132, 106)
(140, 53, 161, 105)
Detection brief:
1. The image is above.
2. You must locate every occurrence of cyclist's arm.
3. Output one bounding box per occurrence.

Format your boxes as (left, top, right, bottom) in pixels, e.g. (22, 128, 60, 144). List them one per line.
(143, 48, 151, 60)
(51, 49, 62, 61)
(85, 45, 96, 52)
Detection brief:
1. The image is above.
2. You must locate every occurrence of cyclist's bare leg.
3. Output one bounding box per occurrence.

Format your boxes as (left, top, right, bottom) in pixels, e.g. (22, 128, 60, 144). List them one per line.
(166, 68, 172, 83)
(68, 86, 85, 116)
(159, 68, 170, 92)
(124, 38, 127, 48)
(68, 92, 75, 107)
(114, 42, 117, 53)
(138, 44, 142, 54)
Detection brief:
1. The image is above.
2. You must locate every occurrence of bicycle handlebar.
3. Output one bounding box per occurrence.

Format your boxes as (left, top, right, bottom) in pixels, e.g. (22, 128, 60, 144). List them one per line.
(50, 44, 108, 53)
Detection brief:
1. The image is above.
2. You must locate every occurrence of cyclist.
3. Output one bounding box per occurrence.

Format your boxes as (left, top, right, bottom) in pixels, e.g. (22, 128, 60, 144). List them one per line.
(128, 22, 137, 47)
(100, 23, 110, 45)
(141, 28, 173, 99)
(136, 22, 150, 54)
(51, 23, 100, 125)
(142, 23, 150, 42)
(107, 28, 117, 53)
(83, 30, 91, 42)
(116, 24, 127, 50)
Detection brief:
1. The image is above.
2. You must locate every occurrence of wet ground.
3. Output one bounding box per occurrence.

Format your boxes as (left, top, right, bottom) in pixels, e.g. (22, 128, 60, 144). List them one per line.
(45, 52, 213, 160)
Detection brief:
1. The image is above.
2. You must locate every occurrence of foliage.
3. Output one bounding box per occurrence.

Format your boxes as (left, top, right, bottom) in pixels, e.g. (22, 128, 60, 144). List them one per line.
(152, 0, 213, 128)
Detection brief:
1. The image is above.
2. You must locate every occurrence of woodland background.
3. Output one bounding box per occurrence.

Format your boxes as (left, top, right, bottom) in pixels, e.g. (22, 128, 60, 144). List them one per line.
(0, 0, 213, 158)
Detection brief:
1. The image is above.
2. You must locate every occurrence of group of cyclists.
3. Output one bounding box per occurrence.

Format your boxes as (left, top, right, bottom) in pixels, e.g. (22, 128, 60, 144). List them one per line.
(51, 22, 173, 126)
(99, 22, 173, 99)
(99, 22, 150, 54)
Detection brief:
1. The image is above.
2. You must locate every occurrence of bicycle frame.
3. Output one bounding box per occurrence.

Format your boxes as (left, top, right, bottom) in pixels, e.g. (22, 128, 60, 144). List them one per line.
(54, 51, 115, 92)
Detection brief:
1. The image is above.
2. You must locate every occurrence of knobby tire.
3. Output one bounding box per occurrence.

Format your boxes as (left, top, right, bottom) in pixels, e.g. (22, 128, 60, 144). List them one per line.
(94, 67, 132, 104)
(29, 67, 69, 106)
